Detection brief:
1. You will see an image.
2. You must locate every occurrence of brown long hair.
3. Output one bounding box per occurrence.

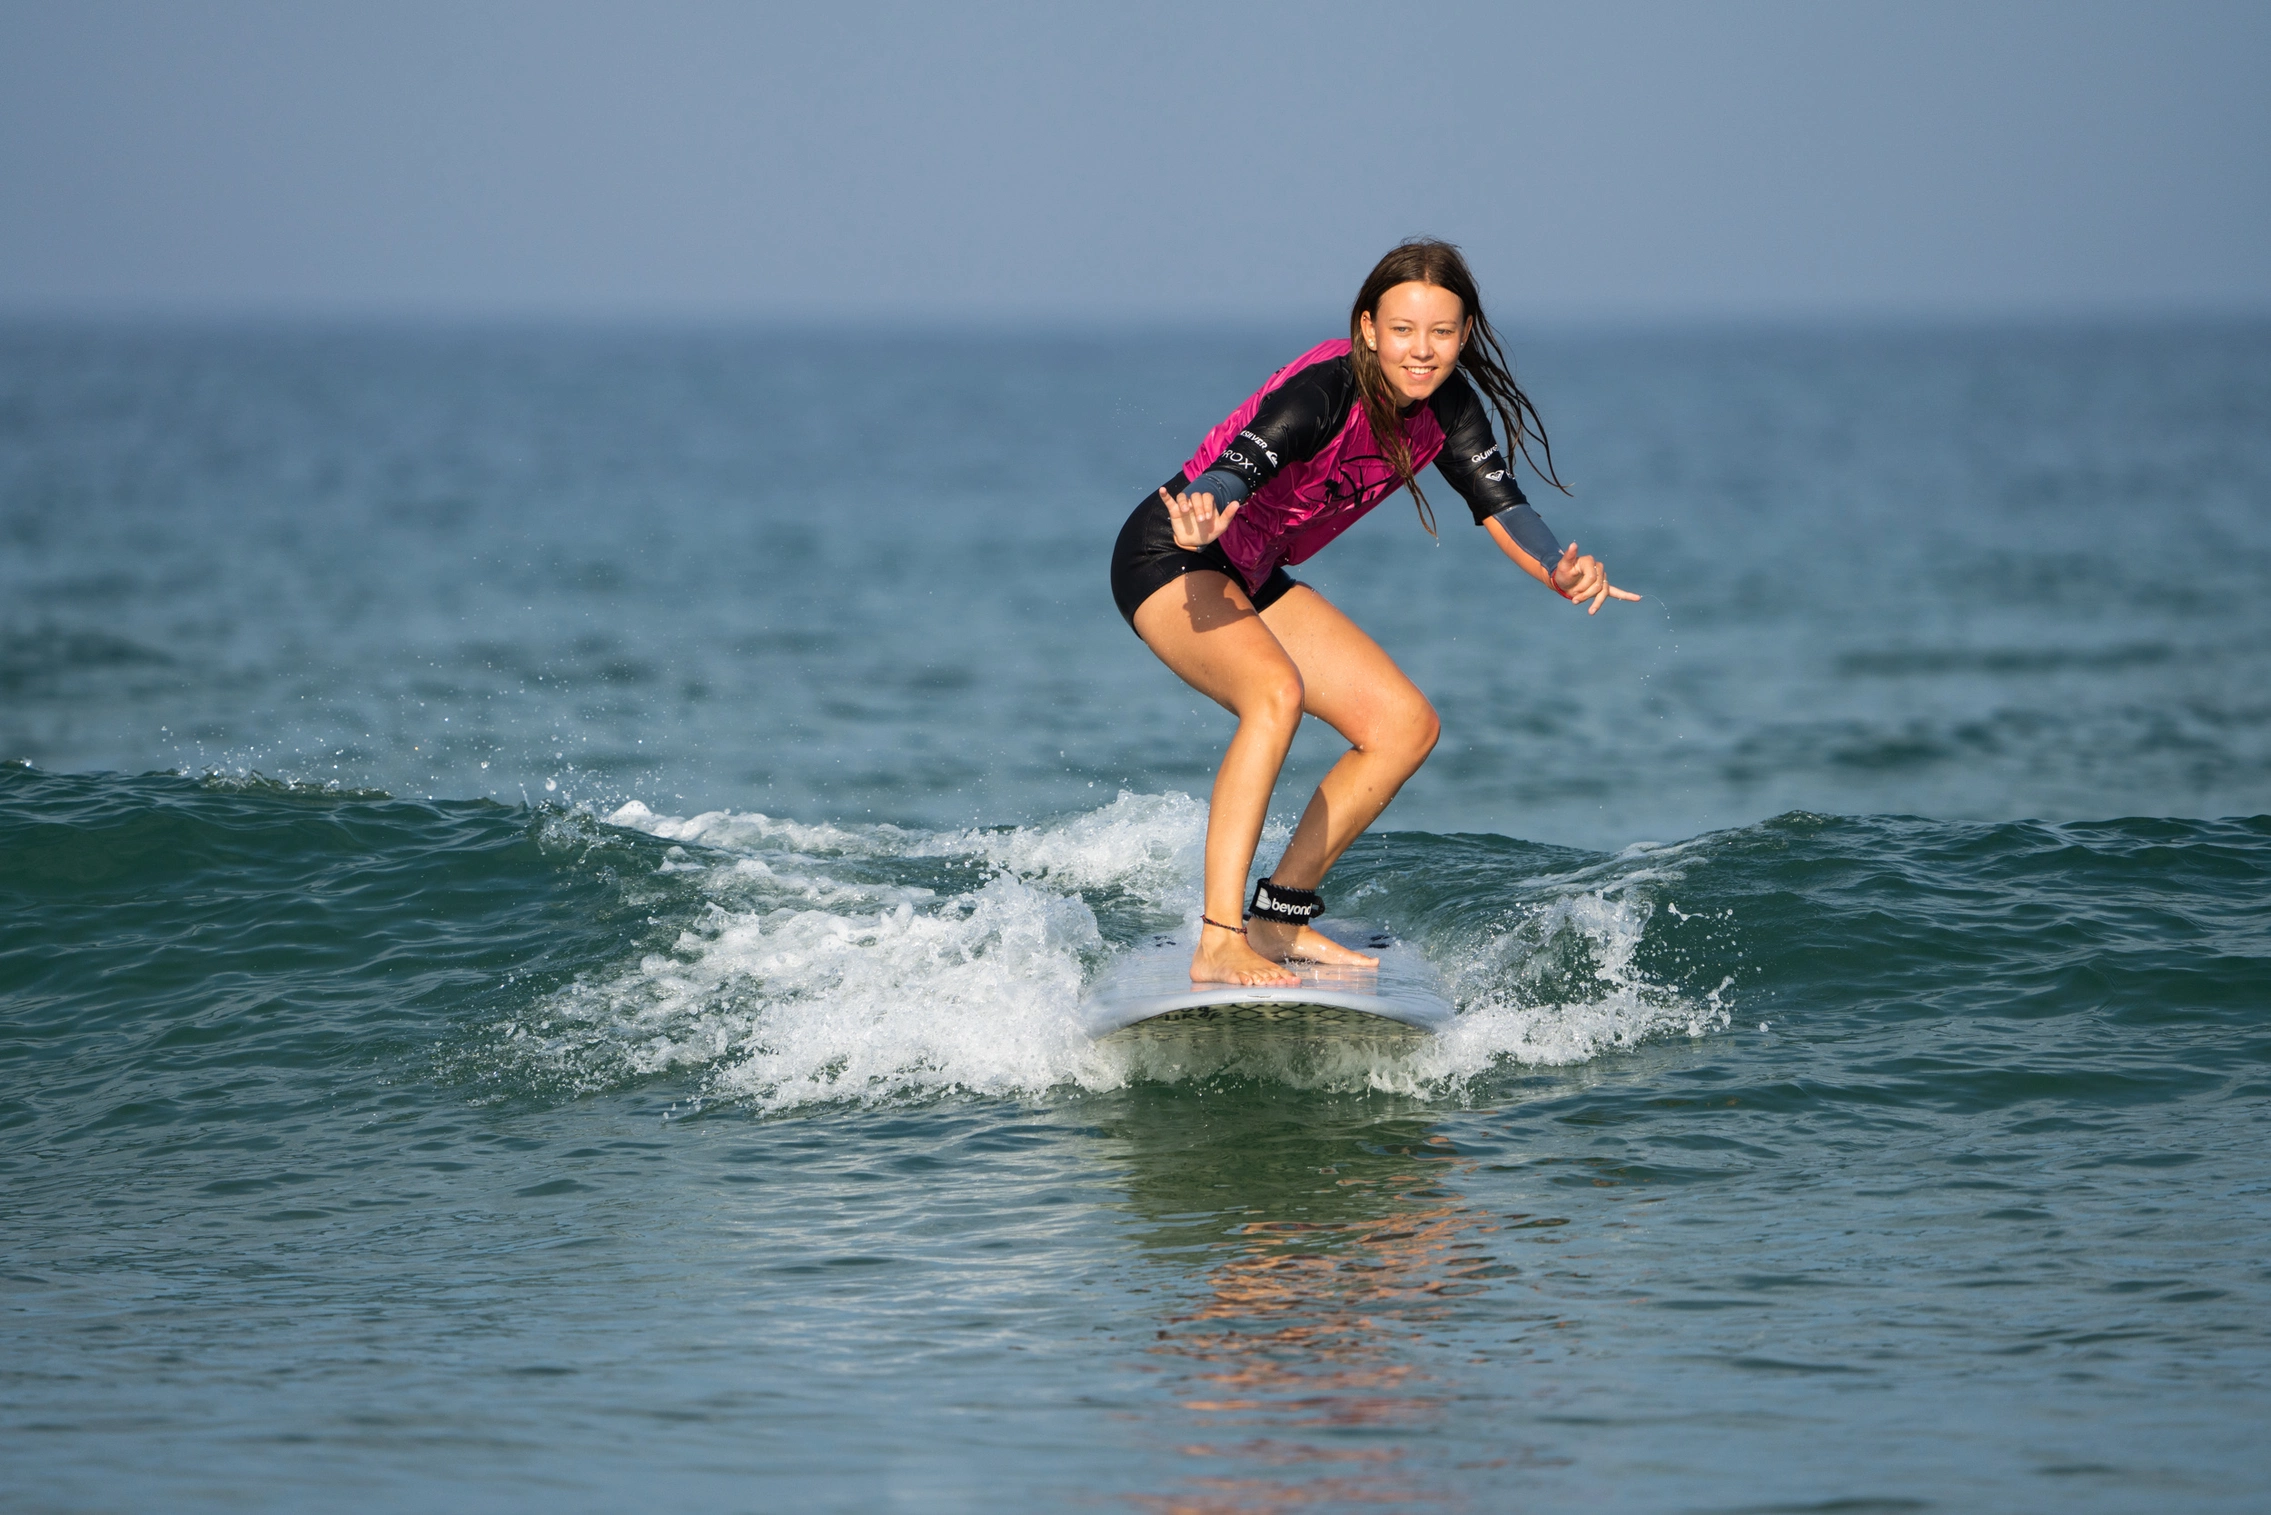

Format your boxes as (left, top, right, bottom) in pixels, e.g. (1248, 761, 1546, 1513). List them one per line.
(1349, 238, 1566, 537)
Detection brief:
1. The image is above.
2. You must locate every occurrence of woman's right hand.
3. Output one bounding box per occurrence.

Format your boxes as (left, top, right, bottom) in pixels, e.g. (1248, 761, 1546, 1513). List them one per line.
(1159, 486, 1242, 550)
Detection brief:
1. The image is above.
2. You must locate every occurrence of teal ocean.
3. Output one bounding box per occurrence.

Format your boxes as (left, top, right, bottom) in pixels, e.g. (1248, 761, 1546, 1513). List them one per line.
(5, 323, 2270, 1511)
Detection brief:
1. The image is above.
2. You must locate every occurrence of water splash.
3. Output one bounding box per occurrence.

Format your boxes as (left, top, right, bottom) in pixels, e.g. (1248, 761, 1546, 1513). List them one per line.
(472, 793, 1731, 1111)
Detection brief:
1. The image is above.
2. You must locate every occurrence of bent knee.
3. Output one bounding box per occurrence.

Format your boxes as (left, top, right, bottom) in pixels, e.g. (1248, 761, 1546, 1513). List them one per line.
(1406, 700, 1444, 763)
(1413, 701, 1443, 756)
(1237, 669, 1306, 732)
(1359, 696, 1440, 765)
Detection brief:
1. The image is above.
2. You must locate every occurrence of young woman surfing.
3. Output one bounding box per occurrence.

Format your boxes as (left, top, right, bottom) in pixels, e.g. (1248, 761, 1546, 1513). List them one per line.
(1109, 239, 1640, 987)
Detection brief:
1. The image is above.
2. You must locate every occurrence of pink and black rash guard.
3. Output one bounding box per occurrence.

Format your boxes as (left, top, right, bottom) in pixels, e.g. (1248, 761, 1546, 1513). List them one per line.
(1176, 339, 1568, 593)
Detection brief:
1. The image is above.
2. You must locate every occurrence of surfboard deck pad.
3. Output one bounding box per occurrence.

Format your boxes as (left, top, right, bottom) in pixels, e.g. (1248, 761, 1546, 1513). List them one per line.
(1080, 932, 1455, 1041)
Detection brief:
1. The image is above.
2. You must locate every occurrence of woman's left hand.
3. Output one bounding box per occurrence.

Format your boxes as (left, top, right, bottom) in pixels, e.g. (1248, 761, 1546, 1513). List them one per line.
(1551, 543, 1643, 614)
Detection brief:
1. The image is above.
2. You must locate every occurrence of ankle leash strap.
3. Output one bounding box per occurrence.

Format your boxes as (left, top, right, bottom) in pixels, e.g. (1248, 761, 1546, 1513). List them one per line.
(1246, 879, 1323, 925)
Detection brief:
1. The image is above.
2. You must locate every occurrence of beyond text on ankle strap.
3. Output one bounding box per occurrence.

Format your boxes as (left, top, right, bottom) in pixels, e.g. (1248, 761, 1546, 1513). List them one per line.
(1246, 879, 1323, 925)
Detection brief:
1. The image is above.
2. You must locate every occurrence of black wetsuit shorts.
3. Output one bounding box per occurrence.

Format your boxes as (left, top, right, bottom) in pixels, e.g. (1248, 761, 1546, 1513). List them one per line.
(1109, 474, 1300, 633)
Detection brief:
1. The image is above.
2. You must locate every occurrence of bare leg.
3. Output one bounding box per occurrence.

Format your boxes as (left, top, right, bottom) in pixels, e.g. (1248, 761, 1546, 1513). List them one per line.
(1132, 570, 1305, 986)
(1247, 584, 1442, 965)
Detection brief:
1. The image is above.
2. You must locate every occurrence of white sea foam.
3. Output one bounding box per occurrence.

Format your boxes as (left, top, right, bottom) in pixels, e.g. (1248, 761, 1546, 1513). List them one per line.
(604, 800, 913, 858)
(482, 793, 1730, 1111)
(909, 789, 1215, 902)
(1426, 888, 1733, 1075)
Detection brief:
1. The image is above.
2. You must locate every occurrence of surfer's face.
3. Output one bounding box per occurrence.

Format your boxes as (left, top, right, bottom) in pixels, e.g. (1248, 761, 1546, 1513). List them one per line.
(1360, 282, 1468, 405)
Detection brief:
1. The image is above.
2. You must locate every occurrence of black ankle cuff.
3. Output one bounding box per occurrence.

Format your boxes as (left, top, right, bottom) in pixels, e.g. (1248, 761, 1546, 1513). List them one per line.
(1247, 879, 1322, 924)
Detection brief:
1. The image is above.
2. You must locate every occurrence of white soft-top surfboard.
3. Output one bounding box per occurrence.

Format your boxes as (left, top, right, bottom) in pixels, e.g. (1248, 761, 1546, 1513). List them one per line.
(1080, 933, 1455, 1041)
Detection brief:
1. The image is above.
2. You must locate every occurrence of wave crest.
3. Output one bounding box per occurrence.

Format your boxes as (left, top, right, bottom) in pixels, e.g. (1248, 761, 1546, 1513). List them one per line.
(467, 794, 1731, 1111)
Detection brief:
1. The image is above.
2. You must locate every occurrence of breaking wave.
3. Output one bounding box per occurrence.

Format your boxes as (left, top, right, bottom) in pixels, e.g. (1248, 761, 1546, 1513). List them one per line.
(468, 791, 1733, 1111)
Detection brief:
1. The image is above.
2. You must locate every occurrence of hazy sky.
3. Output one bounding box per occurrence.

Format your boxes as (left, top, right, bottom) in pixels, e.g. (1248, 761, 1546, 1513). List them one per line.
(2, 0, 2266, 322)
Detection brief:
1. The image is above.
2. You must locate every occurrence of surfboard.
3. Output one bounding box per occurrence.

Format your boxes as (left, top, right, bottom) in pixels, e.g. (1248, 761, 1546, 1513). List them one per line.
(1080, 932, 1455, 1042)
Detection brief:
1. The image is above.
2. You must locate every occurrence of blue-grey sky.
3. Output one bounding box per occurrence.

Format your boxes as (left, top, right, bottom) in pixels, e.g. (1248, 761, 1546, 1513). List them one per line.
(2, 0, 2265, 322)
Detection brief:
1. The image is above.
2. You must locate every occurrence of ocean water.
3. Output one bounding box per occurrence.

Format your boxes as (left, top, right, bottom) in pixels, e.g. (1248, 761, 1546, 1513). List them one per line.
(4, 320, 2269, 1511)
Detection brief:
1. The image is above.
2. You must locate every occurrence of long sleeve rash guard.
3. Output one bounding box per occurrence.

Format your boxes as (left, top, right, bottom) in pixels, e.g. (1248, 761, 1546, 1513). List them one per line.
(1175, 339, 1567, 592)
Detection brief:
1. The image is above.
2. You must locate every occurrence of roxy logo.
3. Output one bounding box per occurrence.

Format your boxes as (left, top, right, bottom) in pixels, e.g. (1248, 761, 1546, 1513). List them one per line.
(1239, 430, 1279, 466)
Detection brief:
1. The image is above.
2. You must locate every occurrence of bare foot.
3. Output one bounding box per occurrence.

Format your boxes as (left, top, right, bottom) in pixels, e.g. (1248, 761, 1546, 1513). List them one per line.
(1189, 929, 1301, 986)
(1247, 918, 1379, 968)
